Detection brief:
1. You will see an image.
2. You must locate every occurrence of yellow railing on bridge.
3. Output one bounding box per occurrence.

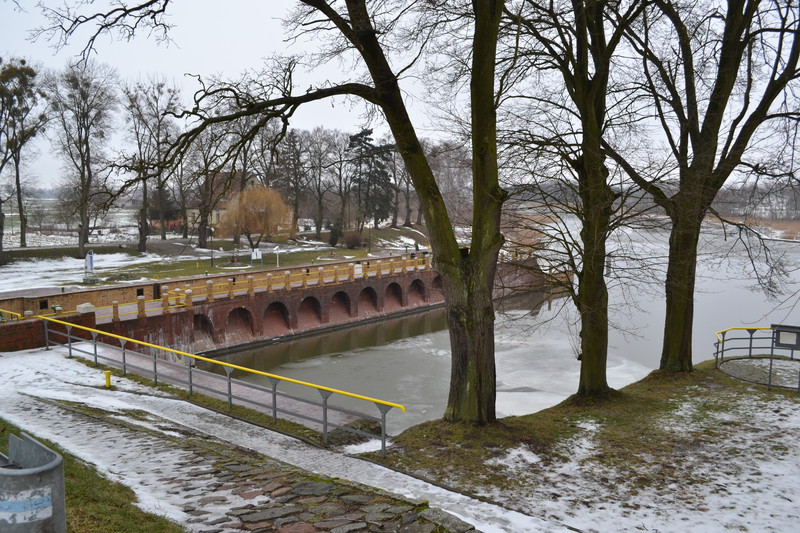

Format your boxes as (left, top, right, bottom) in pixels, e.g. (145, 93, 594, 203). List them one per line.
(84, 254, 431, 321)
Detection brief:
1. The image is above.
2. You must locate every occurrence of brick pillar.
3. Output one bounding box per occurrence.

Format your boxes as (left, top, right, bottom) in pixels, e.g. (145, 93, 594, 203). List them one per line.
(376, 260, 382, 277)
(266, 273, 273, 293)
(112, 301, 120, 323)
(161, 285, 170, 314)
(349, 263, 355, 281)
(318, 267, 324, 285)
(184, 290, 193, 313)
(285, 271, 292, 291)
(247, 275, 254, 297)
(137, 295, 146, 318)
(207, 280, 215, 302)
(229, 279, 236, 299)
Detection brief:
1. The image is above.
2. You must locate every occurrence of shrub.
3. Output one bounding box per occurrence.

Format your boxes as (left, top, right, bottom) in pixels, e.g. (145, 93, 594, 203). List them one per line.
(343, 231, 363, 249)
(329, 223, 342, 247)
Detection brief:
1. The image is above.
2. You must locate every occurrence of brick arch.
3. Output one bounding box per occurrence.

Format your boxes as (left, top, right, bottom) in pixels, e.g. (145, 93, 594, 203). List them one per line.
(193, 313, 215, 352)
(263, 301, 291, 338)
(384, 282, 403, 312)
(225, 307, 254, 344)
(358, 287, 379, 318)
(431, 275, 445, 302)
(408, 279, 426, 306)
(298, 296, 323, 329)
(328, 291, 351, 324)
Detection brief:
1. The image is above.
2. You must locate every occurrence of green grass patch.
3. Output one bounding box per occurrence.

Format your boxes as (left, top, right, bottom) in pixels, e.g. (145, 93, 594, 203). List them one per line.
(0, 418, 185, 533)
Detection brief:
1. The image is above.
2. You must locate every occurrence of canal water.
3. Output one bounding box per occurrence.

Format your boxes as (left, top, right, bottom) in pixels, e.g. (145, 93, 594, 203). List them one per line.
(222, 222, 800, 435)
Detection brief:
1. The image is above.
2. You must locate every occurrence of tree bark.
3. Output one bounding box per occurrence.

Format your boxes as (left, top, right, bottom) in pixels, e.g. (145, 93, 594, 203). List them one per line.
(575, 158, 613, 395)
(660, 197, 703, 371)
(13, 156, 27, 248)
(137, 179, 148, 253)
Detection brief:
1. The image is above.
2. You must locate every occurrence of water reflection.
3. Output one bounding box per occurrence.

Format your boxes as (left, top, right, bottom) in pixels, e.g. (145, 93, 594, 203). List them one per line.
(216, 308, 449, 375)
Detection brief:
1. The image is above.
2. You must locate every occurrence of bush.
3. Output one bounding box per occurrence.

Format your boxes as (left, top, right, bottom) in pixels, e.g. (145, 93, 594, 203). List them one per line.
(343, 231, 363, 249)
(329, 223, 342, 247)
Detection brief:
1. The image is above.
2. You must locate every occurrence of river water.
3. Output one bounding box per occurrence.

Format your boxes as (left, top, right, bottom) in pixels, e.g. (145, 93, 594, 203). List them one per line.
(225, 221, 800, 435)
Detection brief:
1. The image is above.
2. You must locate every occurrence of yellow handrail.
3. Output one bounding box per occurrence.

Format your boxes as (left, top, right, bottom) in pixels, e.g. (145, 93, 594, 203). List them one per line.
(714, 326, 771, 343)
(39, 315, 406, 412)
(0, 308, 23, 320)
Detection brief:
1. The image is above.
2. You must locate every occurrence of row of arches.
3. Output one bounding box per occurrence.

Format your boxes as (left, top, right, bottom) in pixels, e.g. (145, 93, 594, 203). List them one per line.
(192, 276, 443, 350)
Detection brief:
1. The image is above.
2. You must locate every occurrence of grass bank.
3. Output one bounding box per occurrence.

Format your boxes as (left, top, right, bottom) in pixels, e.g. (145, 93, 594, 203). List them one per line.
(370, 361, 800, 505)
(0, 418, 185, 533)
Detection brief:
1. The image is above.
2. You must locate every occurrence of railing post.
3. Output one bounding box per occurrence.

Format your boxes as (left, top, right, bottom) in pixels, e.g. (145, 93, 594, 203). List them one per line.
(66, 325, 73, 357)
(152, 350, 158, 386)
(91, 331, 99, 366)
(120, 339, 127, 376)
(188, 360, 194, 396)
(768, 330, 775, 390)
(747, 329, 757, 358)
(162, 285, 170, 314)
(319, 389, 334, 446)
(137, 295, 146, 318)
(184, 290, 193, 313)
(112, 301, 120, 323)
(224, 366, 234, 409)
(44, 319, 50, 350)
(207, 280, 215, 302)
(376, 403, 393, 459)
(268, 377, 280, 423)
(714, 341, 720, 368)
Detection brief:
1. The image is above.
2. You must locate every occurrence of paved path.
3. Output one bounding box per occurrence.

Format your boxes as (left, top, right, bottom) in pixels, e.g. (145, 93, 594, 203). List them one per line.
(0, 348, 574, 533)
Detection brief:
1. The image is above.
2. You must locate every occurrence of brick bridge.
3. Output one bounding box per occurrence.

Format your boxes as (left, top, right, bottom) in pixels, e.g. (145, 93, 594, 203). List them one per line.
(0, 255, 445, 354)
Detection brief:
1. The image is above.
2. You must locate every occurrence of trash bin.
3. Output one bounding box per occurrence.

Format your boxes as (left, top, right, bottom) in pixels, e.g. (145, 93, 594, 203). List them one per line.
(0, 432, 66, 532)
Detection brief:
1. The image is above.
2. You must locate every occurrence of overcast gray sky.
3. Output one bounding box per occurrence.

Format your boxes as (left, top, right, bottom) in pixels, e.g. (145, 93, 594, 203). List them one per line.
(0, 1, 410, 188)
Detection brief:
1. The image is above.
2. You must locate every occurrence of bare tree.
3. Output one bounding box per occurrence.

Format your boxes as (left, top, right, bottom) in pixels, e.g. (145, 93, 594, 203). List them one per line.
(45, 61, 117, 258)
(40, 0, 507, 424)
(606, 0, 800, 371)
(120, 75, 180, 251)
(503, 0, 646, 395)
(275, 129, 309, 239)
(0, 57, 48, 249)
(305, 126, 335, 239)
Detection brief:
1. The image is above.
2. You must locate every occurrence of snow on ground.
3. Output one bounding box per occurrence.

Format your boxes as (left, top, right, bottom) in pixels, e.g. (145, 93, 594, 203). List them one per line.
(3, 347, 800, 532)
(0, 252, 199, 293)
(0, 347, 572, 533)
(468, 389, 800, 533)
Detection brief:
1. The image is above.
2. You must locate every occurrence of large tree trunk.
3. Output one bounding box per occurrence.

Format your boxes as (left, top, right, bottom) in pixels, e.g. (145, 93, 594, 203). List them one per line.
(315, 196, 324, 240)
(14, 157, 27, 248)
(660, 202, 703, 371)
(0, 205, 5, 265)
(137, 179, 148, 253)
(576, 162, 613, 395)
(443, 263, 499, 422)
(197, 215, 209, 249)
(158, 184, 167, 240)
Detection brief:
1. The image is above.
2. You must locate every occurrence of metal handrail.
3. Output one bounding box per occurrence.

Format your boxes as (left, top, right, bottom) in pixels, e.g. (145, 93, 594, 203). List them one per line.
(713, 325, 800, 391)
(40, 315, 404, 456)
